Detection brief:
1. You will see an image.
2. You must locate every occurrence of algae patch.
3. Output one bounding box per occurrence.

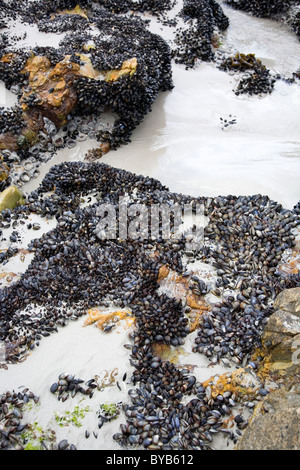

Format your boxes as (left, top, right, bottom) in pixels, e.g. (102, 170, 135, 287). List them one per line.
(54, 405, 91, 428)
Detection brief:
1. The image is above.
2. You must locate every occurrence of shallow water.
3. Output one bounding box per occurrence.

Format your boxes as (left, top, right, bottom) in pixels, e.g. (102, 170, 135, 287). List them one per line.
(221, 2, 300, 75)
(100, 2, 300, 209)
(1, 2, 300, 209)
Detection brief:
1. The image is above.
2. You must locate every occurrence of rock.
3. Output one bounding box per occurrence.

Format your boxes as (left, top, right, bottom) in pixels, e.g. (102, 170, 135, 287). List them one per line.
(0, 6, 174, 161)
(157, 265, 170, 282)
(203, 366, 262, 400)
(236, 386, 300, 450)
(20, 55, 79, 128)
(0, 133, 18, 152)
(103, 58, 138, 83)
(264, 309, 300, 344)
(262, 288, 300, 371)
(231, 367, 262, 392)
(0, 185, 25, 212)
(273, 287, 300, 316)
(238, 289, 300, 449)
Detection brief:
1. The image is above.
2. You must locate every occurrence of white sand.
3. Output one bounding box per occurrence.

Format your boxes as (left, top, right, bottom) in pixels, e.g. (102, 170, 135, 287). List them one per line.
(0, 213, 56, 288)
(0, 0, 299, 450)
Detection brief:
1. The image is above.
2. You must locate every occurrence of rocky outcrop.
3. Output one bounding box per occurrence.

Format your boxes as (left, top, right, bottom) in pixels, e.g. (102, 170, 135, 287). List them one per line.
(0, 5, 174, 160)
(236, 384, 300, 450)
(173, 0, 229, 67)
(236, 288, 300, 450)
(262, 287, 300, 373)
(273, 287, 300, 315)
(20, 55, 79, 128)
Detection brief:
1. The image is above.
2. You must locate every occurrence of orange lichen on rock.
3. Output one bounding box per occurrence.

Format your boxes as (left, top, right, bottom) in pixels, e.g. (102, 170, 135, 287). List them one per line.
(21, 56, 84, 113)
(0, 272, 18, 280)
(0, 272, 20, 285)
(0, 51, 138, 154)
(278, 252, 300, 275)
(281, 259, 300, 275)
(188, 309, 209, 333)
(23, 55, 51, 77)
(20, 55, 80, 126)
(56, 5, 89, 19)
(103, 58, 138, 83)
(77, 54, 101, 79)
(20, 53, 121, 127)
(203, 367, 261, 399)
(83, 308, 135, 332)
(84, 142, 111, 162)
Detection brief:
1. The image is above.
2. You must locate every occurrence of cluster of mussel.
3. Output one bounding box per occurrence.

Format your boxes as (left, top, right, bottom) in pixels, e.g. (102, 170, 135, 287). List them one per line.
(0, 1, 174, 190)
(50, 373, 97, 402)
(0, 0, 21, 29)
(196, 194, 299, 357)
(288, 4, 300, 39)
(0, 107, 25, 136)
(219, 52, 276, 96)
(0, 8, 8, 30)
(0, 388, 40, 450)
(0, 161, 299, 449)
(1, 0, 291, 193)
(25, 0, 173, 19)
(173, 0, 230, 67)
(68, 17, 174, 149)
(37, 13, 91, 34)
(225, 0, 300, 40)
(225, 0, 292, 18)
(0, 0, 300, 451)
(116, 355, 245, 449)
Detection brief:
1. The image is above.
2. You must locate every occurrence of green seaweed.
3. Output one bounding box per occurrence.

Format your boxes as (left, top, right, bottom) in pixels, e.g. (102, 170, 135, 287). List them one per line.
(54, 405, 91, 428)
(99, 402, 121, 421)
(21, 421, 56, 450)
